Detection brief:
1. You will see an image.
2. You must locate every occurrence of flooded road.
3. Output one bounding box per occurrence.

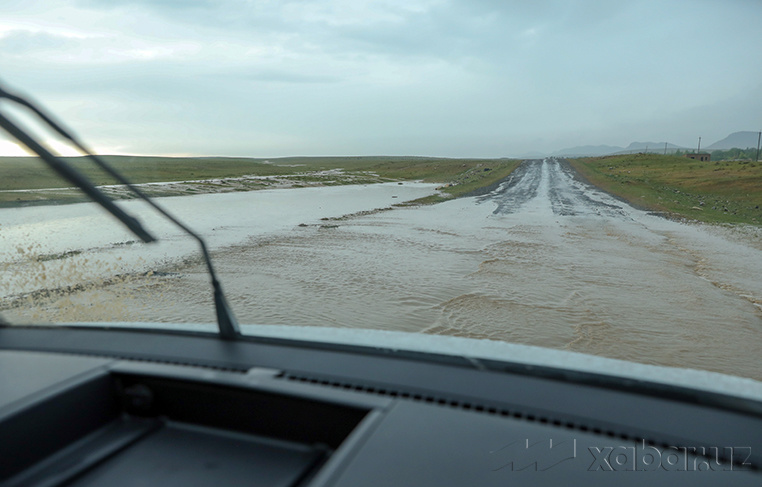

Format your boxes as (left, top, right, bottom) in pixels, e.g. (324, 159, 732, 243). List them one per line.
(3, 160, 761, 380)
(218, 158, 761, 380)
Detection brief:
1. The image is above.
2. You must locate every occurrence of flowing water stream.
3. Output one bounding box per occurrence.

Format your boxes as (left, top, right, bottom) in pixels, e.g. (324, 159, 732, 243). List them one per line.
(3, 161, 761, 380)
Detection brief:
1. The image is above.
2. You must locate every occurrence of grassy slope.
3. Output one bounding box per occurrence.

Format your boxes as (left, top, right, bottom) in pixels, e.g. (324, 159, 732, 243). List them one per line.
(568, 153, 762, 225)
(0, 155, 520, 205)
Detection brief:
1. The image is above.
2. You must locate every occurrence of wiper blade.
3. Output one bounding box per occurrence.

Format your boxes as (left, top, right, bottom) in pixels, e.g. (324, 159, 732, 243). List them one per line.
(0, 83, 240, 340)
(0, 86, 155, 243)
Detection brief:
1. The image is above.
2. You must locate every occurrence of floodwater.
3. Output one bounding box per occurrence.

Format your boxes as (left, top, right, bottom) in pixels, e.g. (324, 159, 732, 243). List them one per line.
(2, 160, 761, 381)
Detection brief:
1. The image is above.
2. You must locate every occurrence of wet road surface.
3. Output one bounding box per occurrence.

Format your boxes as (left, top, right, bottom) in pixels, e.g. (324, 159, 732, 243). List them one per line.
(5, 159, 761, 380)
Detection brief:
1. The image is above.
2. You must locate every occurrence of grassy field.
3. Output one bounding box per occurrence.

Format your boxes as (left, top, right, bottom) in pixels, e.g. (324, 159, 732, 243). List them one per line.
(0, 155, 299, 190)
(369, 157, 521, 204)
(0, 155, 520, 206)
(568, 153, 762, 225)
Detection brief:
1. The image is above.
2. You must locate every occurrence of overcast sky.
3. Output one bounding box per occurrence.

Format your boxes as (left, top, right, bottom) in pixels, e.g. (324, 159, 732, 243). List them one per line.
(1, 0, 760, 158)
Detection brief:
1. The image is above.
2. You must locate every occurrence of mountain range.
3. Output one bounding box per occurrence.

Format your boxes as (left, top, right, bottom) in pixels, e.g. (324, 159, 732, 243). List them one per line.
(705, 131, 761, 150)
(520, 131, 760, 158)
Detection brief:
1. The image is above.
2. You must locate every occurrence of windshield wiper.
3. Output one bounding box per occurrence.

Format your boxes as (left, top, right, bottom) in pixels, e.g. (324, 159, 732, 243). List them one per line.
(0, 83, 240, 340)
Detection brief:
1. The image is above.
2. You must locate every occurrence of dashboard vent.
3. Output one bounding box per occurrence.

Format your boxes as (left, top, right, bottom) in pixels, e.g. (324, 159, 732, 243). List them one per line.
(276, 371, 758, 472)
(279, 372, 631, 438)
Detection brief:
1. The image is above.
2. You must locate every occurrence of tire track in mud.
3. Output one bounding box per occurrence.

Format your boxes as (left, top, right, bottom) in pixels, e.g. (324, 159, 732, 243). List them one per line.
(481, 158, 627, 218)
(479, 160, 543, 215)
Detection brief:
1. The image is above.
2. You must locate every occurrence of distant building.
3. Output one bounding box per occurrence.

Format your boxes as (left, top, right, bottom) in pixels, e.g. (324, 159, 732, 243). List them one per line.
(684, 153, 710, 162)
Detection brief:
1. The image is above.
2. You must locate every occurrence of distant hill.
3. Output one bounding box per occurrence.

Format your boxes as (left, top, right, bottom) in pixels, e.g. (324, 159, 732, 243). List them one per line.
(528, 132, 760, 159)
(608, 141, 687, 155)
(551, 145, 623, 157)
(706, 131, 760, 150)
(514, 150, 547, 159)
(624, 141, 685, 151)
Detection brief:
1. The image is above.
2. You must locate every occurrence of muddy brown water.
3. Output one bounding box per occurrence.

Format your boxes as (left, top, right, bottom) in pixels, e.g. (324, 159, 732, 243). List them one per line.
(3, 161, 761, 381)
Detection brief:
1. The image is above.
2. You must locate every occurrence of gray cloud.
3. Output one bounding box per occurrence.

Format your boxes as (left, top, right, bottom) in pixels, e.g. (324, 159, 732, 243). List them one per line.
(236, 70, 341, 84)
(78, 0, 215, 11)
(1, 0, 761, 157)
(0, 30, 81, 54)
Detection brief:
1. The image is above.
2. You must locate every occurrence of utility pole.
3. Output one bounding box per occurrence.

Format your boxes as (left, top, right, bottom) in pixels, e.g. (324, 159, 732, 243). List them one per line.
(664, 142, 667, 155)
(697, 136, 701, 153)
(756, 131, 761, 163)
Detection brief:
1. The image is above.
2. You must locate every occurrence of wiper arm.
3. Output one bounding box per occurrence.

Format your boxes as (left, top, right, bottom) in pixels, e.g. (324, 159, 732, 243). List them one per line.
(0, 83, 240, 340)
(0, 87, 155, 243)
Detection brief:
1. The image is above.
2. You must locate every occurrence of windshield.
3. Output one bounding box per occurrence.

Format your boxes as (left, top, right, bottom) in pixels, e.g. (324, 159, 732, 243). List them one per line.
(1, 0, 761, 385)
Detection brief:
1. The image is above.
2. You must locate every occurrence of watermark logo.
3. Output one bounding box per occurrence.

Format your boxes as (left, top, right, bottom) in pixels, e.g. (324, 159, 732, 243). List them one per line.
(491, 439, 577, 471)
(588, 443, 752, 472)
(491, 439, 752, 472)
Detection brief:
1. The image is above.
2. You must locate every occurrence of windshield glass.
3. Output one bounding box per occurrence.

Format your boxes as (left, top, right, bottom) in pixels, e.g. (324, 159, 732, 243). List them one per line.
(1, 0, 761, 384)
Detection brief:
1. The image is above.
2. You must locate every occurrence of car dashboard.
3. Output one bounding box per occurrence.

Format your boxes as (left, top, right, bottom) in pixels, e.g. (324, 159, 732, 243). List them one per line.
(0, 325, 760, 486)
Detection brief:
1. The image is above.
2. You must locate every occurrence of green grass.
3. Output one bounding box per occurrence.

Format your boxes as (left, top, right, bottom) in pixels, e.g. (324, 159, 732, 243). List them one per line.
(0, 155, 296, 189)
(0, 155, 521, 206)
(568, 154, 762, 225)
(393, 159, 522, 205)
